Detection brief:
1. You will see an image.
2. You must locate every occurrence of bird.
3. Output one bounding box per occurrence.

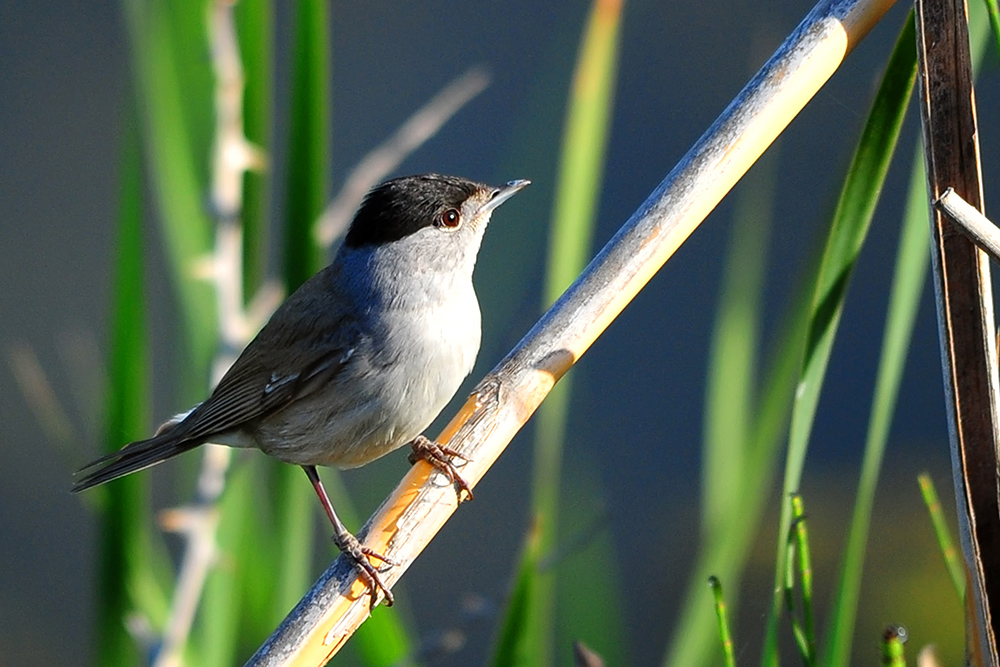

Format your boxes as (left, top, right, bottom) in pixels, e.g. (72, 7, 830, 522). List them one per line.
(74, 173, 530, 606)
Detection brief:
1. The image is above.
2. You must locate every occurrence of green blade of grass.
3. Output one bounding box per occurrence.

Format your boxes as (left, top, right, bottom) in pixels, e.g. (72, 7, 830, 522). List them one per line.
(493, 0, 623, 664)
(228, 458, 279, 646)
(122, 0, 216, 396)
(541, 0, 622, 305)
(490, 521, 544, 667)
(235, 0, 273, 298)
(984, 0, 1000, 62)
(708, 577, 737, 667)
(96, 113, 171, 666)
(195, 462, 252, 667)
(272, 466, 315, 620)
(163, 1, 214, 185)
(817, 14, 919, 667)
(663, 147, 788, 667)
(284, 0, 329, 287)
(115, 3, 240, 664)
(879, 626, 907, 666)
(760, 10, 920, 663)
(919, 473, 966, 600)
(555, 457, 628, 666)
(822, 7, 991, 664)
(663, 304, 810, 667)
(701, 152, 776, 539)
(351, 606, 412, 666)
(786, 494, 816, 666)
(274, 0, 332, 616)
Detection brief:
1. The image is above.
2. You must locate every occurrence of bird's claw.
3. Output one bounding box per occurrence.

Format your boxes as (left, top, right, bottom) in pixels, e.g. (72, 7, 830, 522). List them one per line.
(360, 545, 398, 567)
(408, 435, 474, 502)
(333, 530, 395, 608)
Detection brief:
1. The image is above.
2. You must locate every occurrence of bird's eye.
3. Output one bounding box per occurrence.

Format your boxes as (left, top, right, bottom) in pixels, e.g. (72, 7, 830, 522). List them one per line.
(439, 208, 461, 229)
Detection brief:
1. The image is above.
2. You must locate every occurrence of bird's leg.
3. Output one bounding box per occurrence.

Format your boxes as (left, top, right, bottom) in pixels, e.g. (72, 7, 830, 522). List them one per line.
(407, 435, 474, 501)
(302, 465, 395, 608)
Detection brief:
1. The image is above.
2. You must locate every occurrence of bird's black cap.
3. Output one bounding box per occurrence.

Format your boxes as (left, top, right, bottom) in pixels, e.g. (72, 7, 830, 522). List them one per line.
(344, 174, 483, 249)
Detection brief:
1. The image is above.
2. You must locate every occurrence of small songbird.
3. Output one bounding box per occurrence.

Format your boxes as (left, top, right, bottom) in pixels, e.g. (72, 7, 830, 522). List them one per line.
(74, 174, 530, 605)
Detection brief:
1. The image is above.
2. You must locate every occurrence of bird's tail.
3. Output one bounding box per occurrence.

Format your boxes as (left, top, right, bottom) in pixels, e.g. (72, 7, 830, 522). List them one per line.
(72, 427, 201, 492)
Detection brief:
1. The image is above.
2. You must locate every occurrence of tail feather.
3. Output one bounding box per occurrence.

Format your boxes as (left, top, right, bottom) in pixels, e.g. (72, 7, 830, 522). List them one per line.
(72, 432, 202, 492)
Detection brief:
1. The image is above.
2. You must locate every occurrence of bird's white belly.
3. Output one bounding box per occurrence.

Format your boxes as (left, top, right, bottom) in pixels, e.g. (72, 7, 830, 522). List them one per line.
(250, 289, 481, 468)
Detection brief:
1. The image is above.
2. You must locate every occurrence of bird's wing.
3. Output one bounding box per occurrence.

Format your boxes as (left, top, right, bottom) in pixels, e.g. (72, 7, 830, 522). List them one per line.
(175, 271, 363, 442)
(72, 280, 361, 491)
(187, 341, 355, 440)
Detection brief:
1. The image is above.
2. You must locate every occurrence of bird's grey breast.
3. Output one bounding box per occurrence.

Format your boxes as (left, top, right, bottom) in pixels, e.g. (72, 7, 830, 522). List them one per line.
(269, 241, 482, 468)
(354, 243, 482, 430)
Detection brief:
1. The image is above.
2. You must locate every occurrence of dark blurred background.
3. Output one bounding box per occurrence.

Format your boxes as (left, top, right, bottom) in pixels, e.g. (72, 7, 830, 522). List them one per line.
(1, 0, 997, 664)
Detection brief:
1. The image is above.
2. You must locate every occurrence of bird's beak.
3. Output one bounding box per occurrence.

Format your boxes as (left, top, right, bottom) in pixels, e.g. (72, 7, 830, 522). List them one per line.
(479, 179, 531, 217)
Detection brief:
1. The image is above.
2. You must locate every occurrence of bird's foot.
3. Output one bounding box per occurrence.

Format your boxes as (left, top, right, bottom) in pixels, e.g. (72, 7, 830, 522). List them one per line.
(408, 435, 474, 502)
(332, 530, 395, 608)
